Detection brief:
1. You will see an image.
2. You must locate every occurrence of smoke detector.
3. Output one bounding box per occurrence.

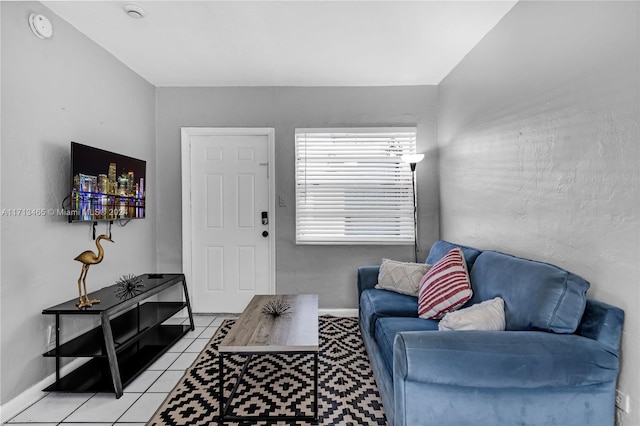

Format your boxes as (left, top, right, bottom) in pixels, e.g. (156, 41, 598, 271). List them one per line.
(29, 14, 53, 39)
(123, 4, 146, 19)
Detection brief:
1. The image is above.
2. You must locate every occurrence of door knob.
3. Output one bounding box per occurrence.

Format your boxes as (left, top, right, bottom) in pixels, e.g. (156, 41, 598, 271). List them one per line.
(262, 231, 269, 237)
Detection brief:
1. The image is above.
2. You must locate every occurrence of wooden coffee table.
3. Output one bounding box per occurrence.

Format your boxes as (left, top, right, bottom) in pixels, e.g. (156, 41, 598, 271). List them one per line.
(217, 294, 319, 424)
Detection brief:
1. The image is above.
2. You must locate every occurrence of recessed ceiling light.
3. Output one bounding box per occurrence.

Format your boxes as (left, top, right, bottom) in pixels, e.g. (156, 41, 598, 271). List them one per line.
(123, 4, 145, 19)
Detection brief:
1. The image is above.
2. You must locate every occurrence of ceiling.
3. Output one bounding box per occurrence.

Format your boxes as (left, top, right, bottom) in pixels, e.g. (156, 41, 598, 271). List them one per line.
(42, 1, 517, 87)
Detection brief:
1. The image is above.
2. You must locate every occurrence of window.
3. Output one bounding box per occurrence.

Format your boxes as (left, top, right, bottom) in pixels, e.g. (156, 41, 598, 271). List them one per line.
(295, 127, 417, 244)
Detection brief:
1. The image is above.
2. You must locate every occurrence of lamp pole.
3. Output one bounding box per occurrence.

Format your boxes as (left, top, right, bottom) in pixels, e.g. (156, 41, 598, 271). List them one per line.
(402, 154, 424, 263)
(410, 163, 419, 263)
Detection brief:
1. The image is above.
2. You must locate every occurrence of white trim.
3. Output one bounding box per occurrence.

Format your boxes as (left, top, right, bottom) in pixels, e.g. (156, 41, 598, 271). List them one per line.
(319, 308, 358, 317)
(181, 128, 276, 311)
(296, 127, 417, 134)
(0, 358, 89, 423)
(180, 129, 191, 308)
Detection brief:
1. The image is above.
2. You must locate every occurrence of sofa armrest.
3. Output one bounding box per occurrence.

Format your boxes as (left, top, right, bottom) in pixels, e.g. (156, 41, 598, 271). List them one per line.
(357, 265, 380, 301)
(393, 330, 619, 389)
(576, 299, 624, 356)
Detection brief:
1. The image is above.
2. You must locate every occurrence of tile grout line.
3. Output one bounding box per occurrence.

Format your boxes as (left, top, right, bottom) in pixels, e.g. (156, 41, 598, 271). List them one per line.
(4, 392, 48, 424)
(58, 392, 98, 424)
(112, 314, 218, 424)
(111, 392, 146, 425)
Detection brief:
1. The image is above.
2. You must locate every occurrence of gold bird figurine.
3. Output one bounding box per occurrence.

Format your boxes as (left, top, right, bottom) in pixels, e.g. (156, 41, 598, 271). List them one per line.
(74, 234, 114, 308)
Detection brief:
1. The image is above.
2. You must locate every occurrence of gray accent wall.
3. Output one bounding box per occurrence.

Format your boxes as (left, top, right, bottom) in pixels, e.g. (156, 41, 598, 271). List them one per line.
(437, 2, 639, 424)
(155, 86, 439, 309)
(1, 2, 156, 404)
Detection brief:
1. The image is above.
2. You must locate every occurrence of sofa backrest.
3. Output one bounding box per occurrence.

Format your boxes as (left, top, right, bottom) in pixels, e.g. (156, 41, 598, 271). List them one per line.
(425, 240, 482, 271)
(468, 250, 590, 334)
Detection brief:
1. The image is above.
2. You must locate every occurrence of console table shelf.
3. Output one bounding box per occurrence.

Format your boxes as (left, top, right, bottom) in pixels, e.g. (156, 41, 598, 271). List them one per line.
(42, 273, 193, 398)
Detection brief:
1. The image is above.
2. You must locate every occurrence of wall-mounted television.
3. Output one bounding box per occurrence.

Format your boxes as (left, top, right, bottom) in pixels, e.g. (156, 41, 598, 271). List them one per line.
(69, 142, 146, 222)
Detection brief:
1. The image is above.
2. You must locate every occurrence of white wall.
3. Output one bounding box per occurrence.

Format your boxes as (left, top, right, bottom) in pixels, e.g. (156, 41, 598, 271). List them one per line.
(438, 1, 639, 424)
(155, 86, 439, 309)
(1, 1, 156, 404)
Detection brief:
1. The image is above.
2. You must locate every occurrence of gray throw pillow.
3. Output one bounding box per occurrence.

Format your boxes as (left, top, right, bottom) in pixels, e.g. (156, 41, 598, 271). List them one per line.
(375, 258, 431, 297)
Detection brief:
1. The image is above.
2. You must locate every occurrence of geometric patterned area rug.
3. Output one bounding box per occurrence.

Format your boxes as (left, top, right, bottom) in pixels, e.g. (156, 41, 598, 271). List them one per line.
(147, 316, 386, 425)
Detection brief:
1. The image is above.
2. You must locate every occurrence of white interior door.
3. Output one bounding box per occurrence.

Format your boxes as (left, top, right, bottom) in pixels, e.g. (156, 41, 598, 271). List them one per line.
(182, 128, 275, 313)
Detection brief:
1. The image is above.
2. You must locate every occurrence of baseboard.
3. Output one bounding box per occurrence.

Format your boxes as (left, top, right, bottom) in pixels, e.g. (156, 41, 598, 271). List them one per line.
(319, 308, 358, 317)
(0, 357, 89, 423)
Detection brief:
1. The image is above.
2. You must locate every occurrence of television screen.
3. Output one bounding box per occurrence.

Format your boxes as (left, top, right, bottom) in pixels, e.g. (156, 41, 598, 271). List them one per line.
(70, 142, 146, 222)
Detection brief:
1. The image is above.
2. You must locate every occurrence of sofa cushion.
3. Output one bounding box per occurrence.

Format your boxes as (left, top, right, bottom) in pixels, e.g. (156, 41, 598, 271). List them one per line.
(439, 297, 506, 331)
(375, 317, 438, 378)
(375, 259, 431, 296)
(469, 251, 589, 333)
(359, 289, 418, 338)
(418, 248, 473, 319)
(426, 240, 483, 271)
(576, 299, 625, 355)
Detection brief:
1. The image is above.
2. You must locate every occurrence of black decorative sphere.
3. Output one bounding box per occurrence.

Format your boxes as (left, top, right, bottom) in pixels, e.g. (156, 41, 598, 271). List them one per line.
(115, 274, 145, 300)
(261, 298, 291, 317)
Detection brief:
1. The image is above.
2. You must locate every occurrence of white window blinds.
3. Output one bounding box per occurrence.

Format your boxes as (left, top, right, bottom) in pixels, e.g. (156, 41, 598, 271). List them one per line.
(295, 128, 417, 245)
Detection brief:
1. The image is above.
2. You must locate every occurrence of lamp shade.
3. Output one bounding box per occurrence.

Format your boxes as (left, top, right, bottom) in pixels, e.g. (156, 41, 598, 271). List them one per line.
(401, 154, 425, 165)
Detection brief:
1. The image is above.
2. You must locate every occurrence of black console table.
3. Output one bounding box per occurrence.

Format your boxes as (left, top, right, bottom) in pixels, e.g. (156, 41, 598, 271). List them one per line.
(42, 273, 194, 398)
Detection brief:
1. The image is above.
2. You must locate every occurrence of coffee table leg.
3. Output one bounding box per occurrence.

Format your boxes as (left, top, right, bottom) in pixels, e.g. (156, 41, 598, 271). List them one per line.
(218, 353, 224, 425)
(217, 351, 318, 424)
(314, 351, 319, 423)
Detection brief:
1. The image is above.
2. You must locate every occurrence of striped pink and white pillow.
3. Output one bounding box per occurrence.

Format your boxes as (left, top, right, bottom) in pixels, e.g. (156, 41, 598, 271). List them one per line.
(418, 247, 473, 319)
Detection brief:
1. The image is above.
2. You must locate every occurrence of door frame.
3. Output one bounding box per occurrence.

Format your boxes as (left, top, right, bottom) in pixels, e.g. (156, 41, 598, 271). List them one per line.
(181, 127, 276, 312)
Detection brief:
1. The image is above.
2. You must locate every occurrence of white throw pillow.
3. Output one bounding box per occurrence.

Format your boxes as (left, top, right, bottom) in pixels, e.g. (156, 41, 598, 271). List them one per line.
(375, 259, 431, 297)
(438, 297, 506, 331)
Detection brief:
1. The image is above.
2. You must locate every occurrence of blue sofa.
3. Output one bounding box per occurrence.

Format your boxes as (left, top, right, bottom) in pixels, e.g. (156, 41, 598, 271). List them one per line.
(358, 240, 624, 426)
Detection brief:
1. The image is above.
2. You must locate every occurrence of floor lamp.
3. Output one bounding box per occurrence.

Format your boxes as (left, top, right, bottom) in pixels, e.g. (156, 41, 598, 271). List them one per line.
(402, 154, 424, 263)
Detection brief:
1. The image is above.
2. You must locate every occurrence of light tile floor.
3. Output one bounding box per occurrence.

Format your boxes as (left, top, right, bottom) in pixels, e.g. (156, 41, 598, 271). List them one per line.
(4, 314, 236, 426)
